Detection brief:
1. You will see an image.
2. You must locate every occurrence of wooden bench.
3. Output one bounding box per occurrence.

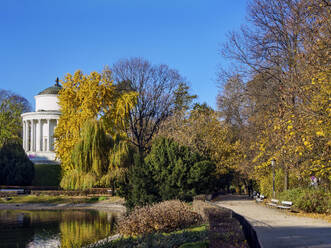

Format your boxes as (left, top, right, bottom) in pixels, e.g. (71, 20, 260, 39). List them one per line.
(278, 201, 292, 210)
(255, 194, 265, 203)
(267, 198, 292, 210)
(267, 198, 279, 207)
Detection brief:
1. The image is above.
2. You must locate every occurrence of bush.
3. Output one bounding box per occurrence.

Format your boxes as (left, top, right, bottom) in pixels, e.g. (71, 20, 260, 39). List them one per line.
(118, 138, 217, 208)
(280, 188, 331, 214)
(0, 142, 34, 185)
(32, 163, 61, 186)
(118, 200, 202, 236)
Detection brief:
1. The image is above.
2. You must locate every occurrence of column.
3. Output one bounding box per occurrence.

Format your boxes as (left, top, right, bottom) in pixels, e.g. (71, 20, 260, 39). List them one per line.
(29, 120, 33, 152)
(22, 121, 26, 151)
(36, 119, 41, 152)
(31, 120, 35, 152)
(46, 119, 50, 152)
(26, 121, 29, 151)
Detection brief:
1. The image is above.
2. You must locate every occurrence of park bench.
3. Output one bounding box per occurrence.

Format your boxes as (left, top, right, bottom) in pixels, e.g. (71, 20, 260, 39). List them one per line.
(278, 201, 292, 210)
(267, 198, 279, 207)
(255, 194, 265, 203)
(267, 198, 292, 210)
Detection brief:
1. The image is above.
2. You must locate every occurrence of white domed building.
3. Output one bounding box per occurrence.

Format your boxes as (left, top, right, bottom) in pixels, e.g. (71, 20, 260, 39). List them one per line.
(21, 79, 61, 163)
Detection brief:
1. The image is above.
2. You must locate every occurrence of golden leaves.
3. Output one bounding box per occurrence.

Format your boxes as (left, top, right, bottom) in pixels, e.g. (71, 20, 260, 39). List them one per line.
(54, 70, 137, 171)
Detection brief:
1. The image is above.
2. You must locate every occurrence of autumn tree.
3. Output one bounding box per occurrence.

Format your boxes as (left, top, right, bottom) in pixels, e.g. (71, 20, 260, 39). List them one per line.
(60, 119, 135, 190)
(110, 57, 191, 154)
(0, 90, 31, 147)
(158, 103, 238, 189)
(54, 70, 137, 172)
(218, 0, 330, 193)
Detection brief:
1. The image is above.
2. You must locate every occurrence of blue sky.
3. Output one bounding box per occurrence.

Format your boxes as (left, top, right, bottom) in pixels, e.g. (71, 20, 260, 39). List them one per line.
(0, 0, 247, 109)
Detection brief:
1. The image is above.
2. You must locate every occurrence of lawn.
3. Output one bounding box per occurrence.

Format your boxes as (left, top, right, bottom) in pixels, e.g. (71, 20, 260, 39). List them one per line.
(0, 195, 124, 204)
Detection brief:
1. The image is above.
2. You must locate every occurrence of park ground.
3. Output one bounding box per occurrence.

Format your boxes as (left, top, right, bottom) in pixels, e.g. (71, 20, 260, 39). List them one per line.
(215, 195, 331, 248)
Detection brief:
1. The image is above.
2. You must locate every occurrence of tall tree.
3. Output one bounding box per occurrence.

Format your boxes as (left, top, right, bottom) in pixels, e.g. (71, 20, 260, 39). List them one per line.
(218, 0, 331, 191)
(54, 70, 137, 171)
(110, 57, 191, 153)
(0, 90, 31, 146)
(158, 104, 238, 176)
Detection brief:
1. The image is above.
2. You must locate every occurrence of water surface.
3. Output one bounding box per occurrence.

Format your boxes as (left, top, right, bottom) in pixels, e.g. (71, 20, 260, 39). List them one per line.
(0, 209, 118, 248)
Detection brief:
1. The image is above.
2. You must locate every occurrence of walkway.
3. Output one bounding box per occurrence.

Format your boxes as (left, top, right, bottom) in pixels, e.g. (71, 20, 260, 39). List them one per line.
(215, 195, 331, 248)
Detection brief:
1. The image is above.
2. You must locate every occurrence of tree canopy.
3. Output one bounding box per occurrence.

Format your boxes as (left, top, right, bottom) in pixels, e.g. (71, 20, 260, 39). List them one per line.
(54, 70, 137, 171)
(110, 57, 194, 153)
(217, 0, 331, 193)
(0, 90, 31, 147)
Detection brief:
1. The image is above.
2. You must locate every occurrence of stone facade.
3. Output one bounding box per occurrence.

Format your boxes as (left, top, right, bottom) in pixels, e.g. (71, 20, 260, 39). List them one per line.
(21, 81, 61, 163)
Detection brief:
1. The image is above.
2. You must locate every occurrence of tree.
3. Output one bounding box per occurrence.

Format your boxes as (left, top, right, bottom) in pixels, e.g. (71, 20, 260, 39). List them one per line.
(54, 70, 137, 171)
(118, 137, 217, 208)
(218, 0, 331, 191)
(0, 141, 34, 185)
(217, 75, 247, 128)
(158, 104, 238, 177)
(110, 57, 192, 154)
(0, 90, 31, 147)
(60, 118, 136, 190)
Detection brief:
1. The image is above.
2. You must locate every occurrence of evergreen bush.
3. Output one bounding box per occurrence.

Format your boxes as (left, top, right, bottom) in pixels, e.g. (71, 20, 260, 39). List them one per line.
(118, 137, 217, 208)
(0, 142, 34, 185)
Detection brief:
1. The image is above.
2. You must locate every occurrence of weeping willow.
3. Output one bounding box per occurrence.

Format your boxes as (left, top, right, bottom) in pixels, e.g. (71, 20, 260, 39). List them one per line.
(71, 119, 109, 176)
(61, 119, 135, 190)
(99, 133, 135, 187)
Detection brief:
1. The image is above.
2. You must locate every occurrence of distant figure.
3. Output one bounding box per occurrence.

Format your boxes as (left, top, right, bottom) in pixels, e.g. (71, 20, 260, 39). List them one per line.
(310, 176, 318, 188)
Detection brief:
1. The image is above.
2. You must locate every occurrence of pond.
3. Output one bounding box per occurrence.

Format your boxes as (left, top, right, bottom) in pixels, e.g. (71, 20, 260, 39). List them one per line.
(0, 209, 118, 248)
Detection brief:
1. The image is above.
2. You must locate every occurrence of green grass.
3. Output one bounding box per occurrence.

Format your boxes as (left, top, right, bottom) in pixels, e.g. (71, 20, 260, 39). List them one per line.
(179, 240, 209, 248)
(32, 163, 61, 186)
(0, 195, 123, 204)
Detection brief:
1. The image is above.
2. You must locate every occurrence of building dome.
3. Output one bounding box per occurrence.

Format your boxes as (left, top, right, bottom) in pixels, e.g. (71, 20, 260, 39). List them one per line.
(21, 77, 61, 163)
(38, 78, 62, 95)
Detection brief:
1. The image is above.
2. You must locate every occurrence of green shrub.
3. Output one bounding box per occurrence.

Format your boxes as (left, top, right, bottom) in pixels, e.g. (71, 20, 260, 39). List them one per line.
(0, 142, 34, 185)
(258, 168, 285, 197)
(118, 200, 202, 236)
(117, 153, 160, 209)
(280, 188, 331, 214)
(118, 138, 217, 208)
(32, 163, 61, 186)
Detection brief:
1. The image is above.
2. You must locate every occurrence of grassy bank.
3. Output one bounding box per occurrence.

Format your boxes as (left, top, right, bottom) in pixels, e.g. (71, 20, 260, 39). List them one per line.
(91, 224, 209, 248)
(91, 200, 248, 248)
(0, 195, 124, 205)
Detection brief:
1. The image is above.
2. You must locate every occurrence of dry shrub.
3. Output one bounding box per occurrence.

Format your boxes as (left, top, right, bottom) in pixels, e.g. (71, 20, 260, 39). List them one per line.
(192, 200, 222, 222)
(193, 194, 207, 201)
(118, 200, 202, 236)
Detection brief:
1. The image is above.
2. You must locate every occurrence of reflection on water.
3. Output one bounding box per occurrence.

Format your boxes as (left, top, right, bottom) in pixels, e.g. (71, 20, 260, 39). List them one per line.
(0, 209, 117, 248)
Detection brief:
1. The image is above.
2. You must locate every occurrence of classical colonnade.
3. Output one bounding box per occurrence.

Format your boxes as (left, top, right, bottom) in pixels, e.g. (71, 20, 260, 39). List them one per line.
(22, 118, 58, 153)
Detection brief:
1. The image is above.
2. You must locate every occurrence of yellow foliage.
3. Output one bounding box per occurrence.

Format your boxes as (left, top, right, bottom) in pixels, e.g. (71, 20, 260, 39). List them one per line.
(54, 70, 137, 171)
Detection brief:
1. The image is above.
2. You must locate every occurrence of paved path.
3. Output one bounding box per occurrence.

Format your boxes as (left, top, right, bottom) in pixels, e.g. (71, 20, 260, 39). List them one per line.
(215, 195, 331, 248)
